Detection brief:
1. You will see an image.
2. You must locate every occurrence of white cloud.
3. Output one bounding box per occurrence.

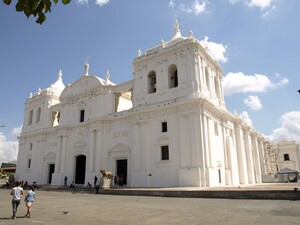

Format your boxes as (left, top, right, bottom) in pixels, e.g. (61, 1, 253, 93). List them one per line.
(200, 36, 228, 63)
(239, 111, 253, 127)
(194, 0, 207, 15)
(169, 0, 175, 8)
(95, 0, 110, 6)
(172, 0, 208, 16)
(0, 133, 18, 165)
(243, 95, 262, 110)
(260, 5, 276, 18)
(76, 0, 110, 6)
(267, 111, 300, 144)
(12, 126, 22, 138)
(76, 0, 89, 5)
(248, 0, 273, 10)
(228, 0, 275, 10)
(229, 0, 241, 4)
(276, 77, 288, 87)
(223, 72, 289, 96)
(178, 3, 192, 13)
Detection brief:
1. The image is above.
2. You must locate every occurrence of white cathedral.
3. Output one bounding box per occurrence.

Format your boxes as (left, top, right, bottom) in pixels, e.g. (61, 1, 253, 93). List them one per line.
(15, 20, 273, 187)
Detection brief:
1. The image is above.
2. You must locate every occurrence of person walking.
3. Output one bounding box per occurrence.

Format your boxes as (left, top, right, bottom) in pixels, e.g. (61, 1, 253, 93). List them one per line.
(64, 176, 68, 186)
(10, 181, 24, 219)
(24, 186, 36, 218)
(94, 176, 98, 187)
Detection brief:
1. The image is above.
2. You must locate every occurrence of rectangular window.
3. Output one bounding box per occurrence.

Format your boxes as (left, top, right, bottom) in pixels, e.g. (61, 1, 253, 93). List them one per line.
(214, 122, 219, 136)
(28, 159, 31, 168)
(162, 122, 167, 132)
(161, 145, 169, 160)
(284, 154, 290, 161)
(30, 143, 33, 151)
(80, 110, 85, 122)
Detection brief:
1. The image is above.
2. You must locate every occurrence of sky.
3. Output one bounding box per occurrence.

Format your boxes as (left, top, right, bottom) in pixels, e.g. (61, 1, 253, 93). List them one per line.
(0, 0, 300, 165)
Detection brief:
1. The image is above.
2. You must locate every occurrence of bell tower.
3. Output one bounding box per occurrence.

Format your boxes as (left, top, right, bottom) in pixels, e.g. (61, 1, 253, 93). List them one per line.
(132, 20, 225, 109)
(22, 70, 65, 133)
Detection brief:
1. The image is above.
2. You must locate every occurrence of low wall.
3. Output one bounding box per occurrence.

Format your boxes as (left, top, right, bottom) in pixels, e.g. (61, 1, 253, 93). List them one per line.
(99, 189, 300, 200)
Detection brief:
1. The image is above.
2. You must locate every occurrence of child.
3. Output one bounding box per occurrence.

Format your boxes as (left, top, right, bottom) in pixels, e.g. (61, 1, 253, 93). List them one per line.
(24, 186, 35, 218)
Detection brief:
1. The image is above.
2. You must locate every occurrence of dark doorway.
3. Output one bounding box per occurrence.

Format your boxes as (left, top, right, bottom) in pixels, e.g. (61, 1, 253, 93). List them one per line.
(75, 155, 86, 184)
(218, 169, 222, 183)
(117, 159, 127, 185)
(48, 164, 55, 184)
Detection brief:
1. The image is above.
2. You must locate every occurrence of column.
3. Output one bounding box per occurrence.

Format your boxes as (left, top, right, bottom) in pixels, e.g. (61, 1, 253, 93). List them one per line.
(257, 138, 266, 180)
(88, 130, 95, 172)
(199, 111, 207, 187)
(201, 58, 205, 88)
(252, 135, 262, 183)
(36, 135, 46, 183)
(60, 135, 68, 174)
(179, 115, 189, 168)
(33, 140, 40, 172)
(202, 114, 211, 186)
(190, 113, 200, 167)
(95, 129, 102, 172)
(100, 128, 109, 170)
(206, 116, 213, 167)
(132, 123, 141, 170)
(221, 124, 230, 185)
(54, 136, 62, 173)
(234, 125, 248, 184)
(244, 130, 255, 184)
(15, 140, 24, 180)
(141, 122, 148, 170)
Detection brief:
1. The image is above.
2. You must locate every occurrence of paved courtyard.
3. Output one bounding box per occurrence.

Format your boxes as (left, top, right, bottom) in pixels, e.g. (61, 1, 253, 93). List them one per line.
(0, 188, 299, 225)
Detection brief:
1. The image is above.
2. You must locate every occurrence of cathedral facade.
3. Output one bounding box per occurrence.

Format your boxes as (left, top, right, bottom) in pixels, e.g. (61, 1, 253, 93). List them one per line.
(15, 21, 272, 187)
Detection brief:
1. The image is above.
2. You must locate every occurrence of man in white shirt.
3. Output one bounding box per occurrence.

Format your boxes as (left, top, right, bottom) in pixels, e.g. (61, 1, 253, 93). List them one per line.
(10, 181, 24, 219)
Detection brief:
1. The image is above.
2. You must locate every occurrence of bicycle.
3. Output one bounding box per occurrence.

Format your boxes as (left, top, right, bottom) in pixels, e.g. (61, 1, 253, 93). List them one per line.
(70, 185, 96, 194)
(70, 185, 84, 194)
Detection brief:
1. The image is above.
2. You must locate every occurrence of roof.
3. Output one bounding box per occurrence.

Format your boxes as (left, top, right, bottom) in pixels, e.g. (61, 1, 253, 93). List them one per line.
(1, 163, 16, 168)
(277, 167, 299, 174)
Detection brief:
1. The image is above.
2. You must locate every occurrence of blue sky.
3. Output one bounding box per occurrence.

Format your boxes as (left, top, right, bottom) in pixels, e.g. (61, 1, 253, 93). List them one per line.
(1, 0, 300, 164)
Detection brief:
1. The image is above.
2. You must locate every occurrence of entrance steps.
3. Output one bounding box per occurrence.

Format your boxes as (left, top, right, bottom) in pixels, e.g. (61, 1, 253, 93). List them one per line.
(99, 183, 300, 200)
(37, 183, 300, 200)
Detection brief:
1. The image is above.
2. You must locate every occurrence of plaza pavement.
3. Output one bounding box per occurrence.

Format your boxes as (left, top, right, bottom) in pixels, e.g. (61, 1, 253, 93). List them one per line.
(1, 183, 300, 225)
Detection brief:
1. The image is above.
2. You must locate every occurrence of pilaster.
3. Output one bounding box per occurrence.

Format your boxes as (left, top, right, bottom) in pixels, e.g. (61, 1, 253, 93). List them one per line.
(234, 124, 248, 184)
(243, 129, 255, 184)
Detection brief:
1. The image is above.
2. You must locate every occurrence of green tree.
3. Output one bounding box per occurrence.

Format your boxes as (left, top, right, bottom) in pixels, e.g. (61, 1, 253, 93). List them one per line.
(3, 0, 70, 24)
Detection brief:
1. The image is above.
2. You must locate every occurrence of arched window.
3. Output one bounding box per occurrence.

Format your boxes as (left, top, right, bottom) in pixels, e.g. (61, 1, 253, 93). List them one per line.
(168, 64, 178, 88)
(28, 110, 33, 125)
(214, 77, 220, 98)
(36, 107, 41, 123)
(52, 110, 60, 127)
(205, 67, 210, 91)
(148, 70, 156, 94)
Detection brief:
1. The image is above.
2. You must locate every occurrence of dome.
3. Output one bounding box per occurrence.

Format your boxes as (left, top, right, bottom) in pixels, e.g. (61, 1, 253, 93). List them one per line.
(49, 70, 65, 93)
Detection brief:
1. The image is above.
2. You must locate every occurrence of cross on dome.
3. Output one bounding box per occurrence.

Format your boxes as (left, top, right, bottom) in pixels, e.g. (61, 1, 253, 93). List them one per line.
(171, 19, 182, 40)
(58, 70, 62, 80)
(84, 62, 89, 76)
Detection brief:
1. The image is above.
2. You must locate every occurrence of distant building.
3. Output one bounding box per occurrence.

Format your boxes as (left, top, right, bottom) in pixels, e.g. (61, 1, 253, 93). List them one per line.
(16, 21, 273, 187)
(0, 163, 16, 173)
(261, 140, 300, 183)
(273, 140, 300, 172)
